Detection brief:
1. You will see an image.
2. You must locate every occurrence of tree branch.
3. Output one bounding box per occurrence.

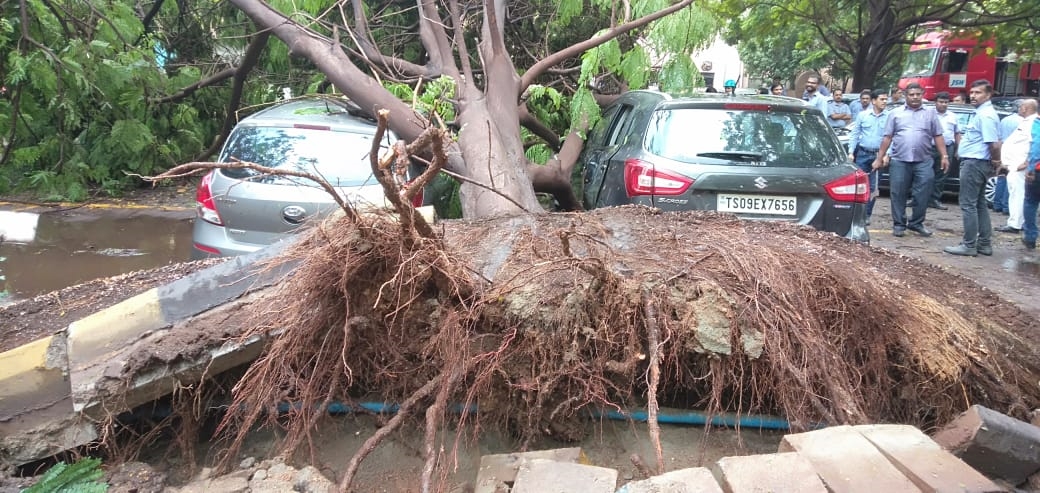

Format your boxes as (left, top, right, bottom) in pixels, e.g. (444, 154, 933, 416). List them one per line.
(520, 0, 695, 93)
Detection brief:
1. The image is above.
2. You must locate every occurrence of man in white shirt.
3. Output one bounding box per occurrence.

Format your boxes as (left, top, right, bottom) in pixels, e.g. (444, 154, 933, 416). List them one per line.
(997, 98, 1038, 233)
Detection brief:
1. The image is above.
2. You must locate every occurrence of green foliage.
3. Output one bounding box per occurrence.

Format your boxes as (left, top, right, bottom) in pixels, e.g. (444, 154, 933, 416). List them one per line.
(658, 56, 701, 95)
(0, 0, 226, 200)
(383, 76, 457, 124)
(23, 457, 108, 492)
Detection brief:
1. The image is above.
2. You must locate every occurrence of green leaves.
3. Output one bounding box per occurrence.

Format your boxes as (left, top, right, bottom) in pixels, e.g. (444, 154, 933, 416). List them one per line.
(23, 457, 108, 493)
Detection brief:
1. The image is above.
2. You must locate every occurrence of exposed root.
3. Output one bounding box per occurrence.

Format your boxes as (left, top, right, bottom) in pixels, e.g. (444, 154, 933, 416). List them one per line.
(130, 114, 1040, 491)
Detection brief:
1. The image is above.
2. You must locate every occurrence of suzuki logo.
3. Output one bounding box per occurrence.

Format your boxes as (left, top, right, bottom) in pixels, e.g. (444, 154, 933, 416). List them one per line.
(754, 177, 768, 189)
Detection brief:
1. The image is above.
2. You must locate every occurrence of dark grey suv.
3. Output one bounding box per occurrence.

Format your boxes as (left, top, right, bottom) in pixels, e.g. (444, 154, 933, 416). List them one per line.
(580, 91, 870, 243)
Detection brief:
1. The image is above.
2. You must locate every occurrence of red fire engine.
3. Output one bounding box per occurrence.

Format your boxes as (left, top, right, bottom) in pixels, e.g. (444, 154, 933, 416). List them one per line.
(899, 30, 1040, 100)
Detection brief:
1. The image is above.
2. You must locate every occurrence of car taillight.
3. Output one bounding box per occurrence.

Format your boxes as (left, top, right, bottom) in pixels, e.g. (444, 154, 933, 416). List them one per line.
(825, 170, 870, 203)
(195, 171, 224, 225)
(624, 159, 694, 196)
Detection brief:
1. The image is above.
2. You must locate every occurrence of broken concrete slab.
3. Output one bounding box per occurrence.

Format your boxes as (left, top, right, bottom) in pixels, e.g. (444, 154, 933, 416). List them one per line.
(511, 458, 617, 493)
(713, 452, 827, 493)
(779, 425, 920, 493)
(474, 448, 585, 493)
(856, 424, 1002, 492)
(616, 467, 723, 493)
(932, 404, 1040, 486)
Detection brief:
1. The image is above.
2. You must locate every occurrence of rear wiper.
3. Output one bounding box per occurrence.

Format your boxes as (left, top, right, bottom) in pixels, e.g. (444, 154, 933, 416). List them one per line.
(695, 151, 764, 161)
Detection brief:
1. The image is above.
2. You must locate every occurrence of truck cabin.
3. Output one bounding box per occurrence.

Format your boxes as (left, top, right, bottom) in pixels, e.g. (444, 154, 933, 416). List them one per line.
(899, 31, 1040, 99)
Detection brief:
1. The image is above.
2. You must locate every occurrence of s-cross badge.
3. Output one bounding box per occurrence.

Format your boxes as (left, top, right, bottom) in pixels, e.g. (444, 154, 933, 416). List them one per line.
(754, 177, 768, 189)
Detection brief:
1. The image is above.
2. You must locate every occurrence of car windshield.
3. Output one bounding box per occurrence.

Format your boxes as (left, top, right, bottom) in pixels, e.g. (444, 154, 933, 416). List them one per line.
(220, 126, 381, 186)
(903, 48, 938, 77)
(645, 107, 844, 167)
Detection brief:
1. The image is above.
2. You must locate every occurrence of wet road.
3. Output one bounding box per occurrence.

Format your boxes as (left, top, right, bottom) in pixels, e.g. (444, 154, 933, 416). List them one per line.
(0, 205, 194, 304)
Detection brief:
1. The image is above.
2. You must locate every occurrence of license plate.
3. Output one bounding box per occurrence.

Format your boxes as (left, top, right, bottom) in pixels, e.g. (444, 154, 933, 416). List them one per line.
(716, 194, 797, 215)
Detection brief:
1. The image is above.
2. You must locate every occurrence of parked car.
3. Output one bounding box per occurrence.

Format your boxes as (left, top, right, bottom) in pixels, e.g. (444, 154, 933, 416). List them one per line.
(192, 97, 418, 258)
(875, 102, 1010, 204)
(579, 90, 870, 243)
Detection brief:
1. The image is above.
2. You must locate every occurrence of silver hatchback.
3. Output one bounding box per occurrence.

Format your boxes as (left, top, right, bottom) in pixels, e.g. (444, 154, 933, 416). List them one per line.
(192, 97, 408, 258)
(580, 91, 869, 243)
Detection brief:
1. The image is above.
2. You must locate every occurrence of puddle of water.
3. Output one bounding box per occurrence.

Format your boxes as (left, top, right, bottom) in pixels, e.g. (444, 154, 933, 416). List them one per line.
(0, 211, 193, 301)
(1001, 256, 1040, 277)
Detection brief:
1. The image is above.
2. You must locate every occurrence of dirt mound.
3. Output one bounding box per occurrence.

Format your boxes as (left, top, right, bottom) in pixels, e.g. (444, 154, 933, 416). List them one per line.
(200, 206, 1040, 491)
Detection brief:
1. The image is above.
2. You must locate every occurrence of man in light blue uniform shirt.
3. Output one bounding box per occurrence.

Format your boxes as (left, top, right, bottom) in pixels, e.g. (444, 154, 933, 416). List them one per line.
(929, 92, 960, 209)
(847, 89, 889, 222)
(873, 83, 947, 237)
(826, 89, 852, 128)
(945, 79, 1002, 257)
(803, 76, 830, 116)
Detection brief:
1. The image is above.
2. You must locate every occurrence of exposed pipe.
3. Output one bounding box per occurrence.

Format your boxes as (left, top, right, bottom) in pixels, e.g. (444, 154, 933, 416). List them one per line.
(276, 402, 791, 431)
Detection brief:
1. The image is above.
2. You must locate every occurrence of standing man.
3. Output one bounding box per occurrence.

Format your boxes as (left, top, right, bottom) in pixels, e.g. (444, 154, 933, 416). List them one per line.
(993, 100, 1027, 214)
(1022, 117, 1040, 250)
(803, 76, 830, 116)
(850, 89, 872, 120)
(848, 90, 890, 224)
(997, 98, 1038, 233)
(944, 80, 1002, 257)
(826, 89, 853, 128)
(873, 82, 947, 237)
(888, 87, 905, 110)
(929, 92, 960, 210)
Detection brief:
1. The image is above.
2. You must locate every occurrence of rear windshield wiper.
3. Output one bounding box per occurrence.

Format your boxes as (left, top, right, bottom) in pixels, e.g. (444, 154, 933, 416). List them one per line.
(695, 151, 764, 162)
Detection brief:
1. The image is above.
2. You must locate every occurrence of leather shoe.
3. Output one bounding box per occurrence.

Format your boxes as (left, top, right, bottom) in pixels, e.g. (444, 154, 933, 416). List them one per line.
(977, 245, 993, 256)
(908, 225, 933, 237)
(944, 244, 978, 257)
(927, 201, 948, 210)
(1024, 238, 1036, 250)
(995, 225, 1021, 233)
(892, 228, 906, 237)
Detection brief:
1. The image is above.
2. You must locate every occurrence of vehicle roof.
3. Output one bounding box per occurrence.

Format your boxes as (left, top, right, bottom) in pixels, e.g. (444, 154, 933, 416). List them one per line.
(239, 97, 378, 132)
(624, 90, 816, 112)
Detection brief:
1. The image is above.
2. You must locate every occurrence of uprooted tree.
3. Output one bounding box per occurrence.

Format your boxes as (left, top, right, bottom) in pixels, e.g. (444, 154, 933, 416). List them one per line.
(135, 112, 1040, 493)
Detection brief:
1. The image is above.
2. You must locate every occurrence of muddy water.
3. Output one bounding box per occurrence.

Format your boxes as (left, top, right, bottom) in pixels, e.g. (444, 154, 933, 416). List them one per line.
(0, 210, 193, 302)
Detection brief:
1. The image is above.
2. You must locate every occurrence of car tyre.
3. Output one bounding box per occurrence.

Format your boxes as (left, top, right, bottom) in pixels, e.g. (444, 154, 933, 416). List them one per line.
(985, 175, 997, 206)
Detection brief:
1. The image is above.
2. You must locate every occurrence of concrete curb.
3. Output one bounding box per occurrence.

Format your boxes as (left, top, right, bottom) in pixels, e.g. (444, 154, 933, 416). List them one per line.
(0, 238, 297, 467)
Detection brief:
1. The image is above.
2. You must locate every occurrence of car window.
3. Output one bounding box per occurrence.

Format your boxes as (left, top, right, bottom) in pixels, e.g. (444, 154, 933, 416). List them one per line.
(220, 126, 381, 186)
(606, 104, 634, 146)
(645, 108, 844, 167)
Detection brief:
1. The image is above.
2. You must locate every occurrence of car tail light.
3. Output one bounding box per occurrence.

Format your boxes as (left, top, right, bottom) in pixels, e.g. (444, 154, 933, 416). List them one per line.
(825, 170, 870, 203)
(195, 171, 224, 225)
(624, 159, 694, 196)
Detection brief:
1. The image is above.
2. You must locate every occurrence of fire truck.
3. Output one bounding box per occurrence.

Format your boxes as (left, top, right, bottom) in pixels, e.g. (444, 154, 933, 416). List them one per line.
(898, 30, 1040, 100)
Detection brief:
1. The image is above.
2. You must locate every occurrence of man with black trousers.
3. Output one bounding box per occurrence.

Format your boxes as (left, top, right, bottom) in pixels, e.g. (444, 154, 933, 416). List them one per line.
(873, 83, 948, 237)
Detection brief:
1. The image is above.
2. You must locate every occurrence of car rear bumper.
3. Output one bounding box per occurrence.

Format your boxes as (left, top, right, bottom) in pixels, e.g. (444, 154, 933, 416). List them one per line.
(191, 219, 268, 259)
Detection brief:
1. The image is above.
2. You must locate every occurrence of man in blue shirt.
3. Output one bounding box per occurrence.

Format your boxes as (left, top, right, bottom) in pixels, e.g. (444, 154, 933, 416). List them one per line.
(929, 92, 960, 210)
(826, 89, 852, 128)
(849, 89, 872, 121)
(872, 83, 947, 237)
(1022, 117, 1040, 250)
(945, 80, 1002, 257)
(803, 76, 830, 116)
(847, 89, 889, 222)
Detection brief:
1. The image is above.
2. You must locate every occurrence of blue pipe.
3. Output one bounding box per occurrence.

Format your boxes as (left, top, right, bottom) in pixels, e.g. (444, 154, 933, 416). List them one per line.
(276, 401, 790, 431)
